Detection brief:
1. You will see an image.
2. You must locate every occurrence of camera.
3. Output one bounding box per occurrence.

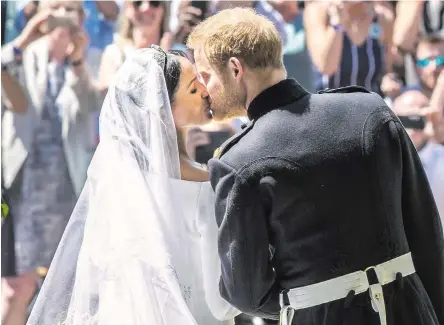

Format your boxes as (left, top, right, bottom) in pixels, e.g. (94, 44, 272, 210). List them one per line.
(398, 115, 426, 130)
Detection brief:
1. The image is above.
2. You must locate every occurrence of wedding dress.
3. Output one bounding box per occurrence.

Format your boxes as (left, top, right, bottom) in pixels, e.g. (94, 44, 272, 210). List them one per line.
(159, 177, 238, 325)
(26, 46, 239, 325)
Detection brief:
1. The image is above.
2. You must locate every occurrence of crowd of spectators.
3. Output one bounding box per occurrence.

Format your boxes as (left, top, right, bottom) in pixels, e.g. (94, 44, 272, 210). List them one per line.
(1, 1, 443, 325)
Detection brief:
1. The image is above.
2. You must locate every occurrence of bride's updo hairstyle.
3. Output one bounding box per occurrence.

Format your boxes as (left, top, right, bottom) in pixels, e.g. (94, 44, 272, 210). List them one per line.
(113, 46, 191, 162)
(152, 48, 191, 158)
(151, 48, 189, 105)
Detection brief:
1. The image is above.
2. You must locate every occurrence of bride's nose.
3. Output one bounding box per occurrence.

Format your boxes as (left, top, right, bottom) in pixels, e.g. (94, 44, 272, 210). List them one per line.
(196, 80, 209, 98)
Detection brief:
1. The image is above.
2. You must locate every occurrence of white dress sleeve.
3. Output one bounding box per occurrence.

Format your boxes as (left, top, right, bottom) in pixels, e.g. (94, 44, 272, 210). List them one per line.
(197, 182, 241, 322)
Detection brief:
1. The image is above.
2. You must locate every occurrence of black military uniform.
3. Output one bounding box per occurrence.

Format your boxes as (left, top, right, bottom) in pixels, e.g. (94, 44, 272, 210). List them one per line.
(208, 79, 443, 325)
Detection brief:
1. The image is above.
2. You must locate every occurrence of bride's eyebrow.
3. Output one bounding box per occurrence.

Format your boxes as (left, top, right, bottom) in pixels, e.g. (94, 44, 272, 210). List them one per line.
(187, 77, 197, 89)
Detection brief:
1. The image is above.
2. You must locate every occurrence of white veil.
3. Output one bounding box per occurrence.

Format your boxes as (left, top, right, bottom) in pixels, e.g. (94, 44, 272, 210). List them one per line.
(27, 47, 199, 325)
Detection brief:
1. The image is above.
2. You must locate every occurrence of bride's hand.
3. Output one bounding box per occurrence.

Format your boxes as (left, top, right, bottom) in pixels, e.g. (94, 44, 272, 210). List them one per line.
(180, 156, 209, 182)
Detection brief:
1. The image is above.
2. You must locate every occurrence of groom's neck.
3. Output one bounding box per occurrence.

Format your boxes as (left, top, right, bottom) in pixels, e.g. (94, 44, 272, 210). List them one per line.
(244, 67, 287, 110)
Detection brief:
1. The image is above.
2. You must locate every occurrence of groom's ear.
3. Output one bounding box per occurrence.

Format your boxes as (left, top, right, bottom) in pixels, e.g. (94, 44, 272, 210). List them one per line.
(228, 57, 244, 81)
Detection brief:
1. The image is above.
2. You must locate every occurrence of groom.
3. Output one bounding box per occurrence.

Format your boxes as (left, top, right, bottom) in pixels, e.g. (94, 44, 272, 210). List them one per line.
(187, 7, 443, 325)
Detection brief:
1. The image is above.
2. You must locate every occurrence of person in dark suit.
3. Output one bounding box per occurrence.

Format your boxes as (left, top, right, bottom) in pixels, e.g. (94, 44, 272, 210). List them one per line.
(187, 7, 443, 325)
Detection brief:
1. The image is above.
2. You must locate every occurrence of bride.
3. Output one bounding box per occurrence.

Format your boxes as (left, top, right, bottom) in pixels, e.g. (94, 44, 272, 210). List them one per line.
(26, 45, 240, 325)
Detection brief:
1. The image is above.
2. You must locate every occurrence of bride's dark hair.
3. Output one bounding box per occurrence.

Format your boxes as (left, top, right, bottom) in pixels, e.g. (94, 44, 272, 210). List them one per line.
(152, 49, 190, 158)
(164, 50, 188, 103)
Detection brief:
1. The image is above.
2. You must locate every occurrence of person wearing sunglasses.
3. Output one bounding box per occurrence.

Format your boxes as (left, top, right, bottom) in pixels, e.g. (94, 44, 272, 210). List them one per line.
(415, 36, 444, 97)
(409, 36, 444, 146)
(416, 54, 444, 69)
(98, 0, 172, 94)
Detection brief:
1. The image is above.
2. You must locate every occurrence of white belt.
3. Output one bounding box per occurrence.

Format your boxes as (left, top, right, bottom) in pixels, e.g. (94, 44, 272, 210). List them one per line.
(279, 253, 416, 325)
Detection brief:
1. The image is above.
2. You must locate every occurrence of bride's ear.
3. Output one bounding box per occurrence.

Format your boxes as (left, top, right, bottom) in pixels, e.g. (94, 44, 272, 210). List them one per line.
(160, 32, 173, 51)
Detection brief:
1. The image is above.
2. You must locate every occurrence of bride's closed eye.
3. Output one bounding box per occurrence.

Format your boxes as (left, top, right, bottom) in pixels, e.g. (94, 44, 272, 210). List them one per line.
(188, 77, 198, 94)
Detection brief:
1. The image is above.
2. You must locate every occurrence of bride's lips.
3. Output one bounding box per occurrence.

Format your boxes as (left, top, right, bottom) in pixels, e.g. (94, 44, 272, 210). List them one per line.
(205, 106, 213, 119)
(204, 98, 213, 119)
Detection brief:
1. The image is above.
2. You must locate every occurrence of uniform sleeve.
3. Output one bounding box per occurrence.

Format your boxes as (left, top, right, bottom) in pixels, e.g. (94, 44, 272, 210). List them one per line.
(197, 183, 241, 321)
(208, 158, 281, 320)
(384, 120, 444, 321)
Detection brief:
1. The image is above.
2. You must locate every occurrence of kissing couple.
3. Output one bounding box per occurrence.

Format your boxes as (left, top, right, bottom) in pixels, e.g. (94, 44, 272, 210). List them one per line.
(28, 7, 443, 325)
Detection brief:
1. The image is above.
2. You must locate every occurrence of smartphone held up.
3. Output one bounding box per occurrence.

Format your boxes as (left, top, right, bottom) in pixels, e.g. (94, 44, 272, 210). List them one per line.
(398, 115, 426, 130)
(191, 0, 208, 20)
(39, 11, 79, 34)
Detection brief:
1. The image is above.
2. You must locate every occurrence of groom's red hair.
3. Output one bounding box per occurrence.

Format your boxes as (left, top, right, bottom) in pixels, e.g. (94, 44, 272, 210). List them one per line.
(187, 7, 283, 73)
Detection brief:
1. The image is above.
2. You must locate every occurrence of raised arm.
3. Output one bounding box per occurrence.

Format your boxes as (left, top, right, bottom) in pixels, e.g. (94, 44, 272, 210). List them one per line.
(1, 69, 28, 114)
(304, 1, 344, 76)
(393, 0, 424, 54)
(94, 0, 120, 21)
(429, 71, 444, 120)
(0, 9, 52, 114)
(66, 28, 101, 114)
(377, 2, 402, 98)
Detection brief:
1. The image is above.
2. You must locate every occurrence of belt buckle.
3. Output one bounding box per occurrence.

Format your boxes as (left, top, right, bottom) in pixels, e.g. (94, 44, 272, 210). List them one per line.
(364, 266, 382, 311)
(279, 289, 289, 308)
(279, 290, 294, 325)
(364, 265, 387, 325)
(279, 305, 295, 325)
(365, 264, 387, 285)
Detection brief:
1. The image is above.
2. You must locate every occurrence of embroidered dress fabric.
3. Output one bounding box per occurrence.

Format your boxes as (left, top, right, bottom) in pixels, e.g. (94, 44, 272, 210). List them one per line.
(27, 48, 200, 325)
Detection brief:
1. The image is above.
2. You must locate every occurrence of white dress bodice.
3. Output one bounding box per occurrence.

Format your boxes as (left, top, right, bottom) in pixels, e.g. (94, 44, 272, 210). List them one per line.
(164, 179, 239, 325)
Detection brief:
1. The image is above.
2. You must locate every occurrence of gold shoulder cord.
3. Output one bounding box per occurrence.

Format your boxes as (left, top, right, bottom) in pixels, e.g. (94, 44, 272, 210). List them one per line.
(213, 147, 222, 159)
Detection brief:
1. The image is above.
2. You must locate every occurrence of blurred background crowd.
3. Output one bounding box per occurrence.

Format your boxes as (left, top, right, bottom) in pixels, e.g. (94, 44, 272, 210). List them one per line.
(1, 1, 443, 325)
